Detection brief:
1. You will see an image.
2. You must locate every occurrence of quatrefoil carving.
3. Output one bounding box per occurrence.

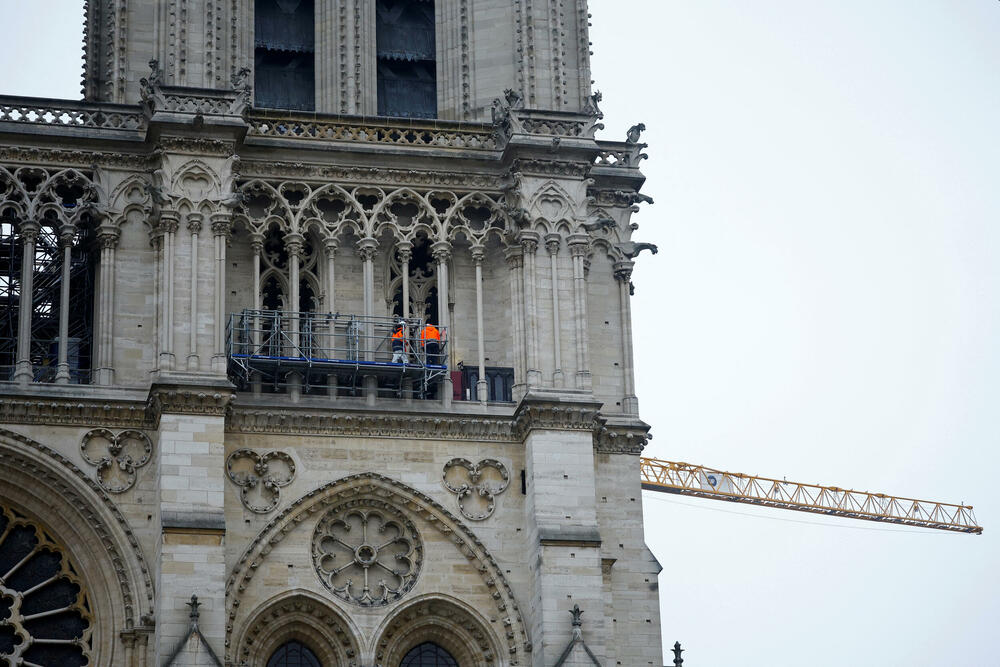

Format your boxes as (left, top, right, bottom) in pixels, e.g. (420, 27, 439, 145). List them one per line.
(442, 458, 510, 520)
(80, 429, 152, 493)
(226, 449, 296, 513)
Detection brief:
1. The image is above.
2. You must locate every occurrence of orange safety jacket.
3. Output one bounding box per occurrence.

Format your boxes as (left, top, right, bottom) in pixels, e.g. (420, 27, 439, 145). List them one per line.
(391, 328, 406, 349)
(419, 324, 441, 343)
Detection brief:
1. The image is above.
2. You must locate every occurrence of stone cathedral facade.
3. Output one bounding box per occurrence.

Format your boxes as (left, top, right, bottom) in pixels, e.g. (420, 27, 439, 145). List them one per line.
(0, 1, 662, 665)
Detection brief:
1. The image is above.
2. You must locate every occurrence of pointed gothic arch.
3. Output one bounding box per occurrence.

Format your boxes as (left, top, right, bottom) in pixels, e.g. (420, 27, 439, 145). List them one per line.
(0, 427, 155, 663)
(225, 472, 531, 665)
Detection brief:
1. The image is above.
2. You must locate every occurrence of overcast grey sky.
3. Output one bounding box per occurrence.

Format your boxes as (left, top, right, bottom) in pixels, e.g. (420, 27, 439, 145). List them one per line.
(1, 1, 997, 665)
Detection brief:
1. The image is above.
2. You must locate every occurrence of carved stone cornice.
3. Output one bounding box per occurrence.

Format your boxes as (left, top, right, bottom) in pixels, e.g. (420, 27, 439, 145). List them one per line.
(236, 161, 503, 192)
(147, 382, 235, 423)
(0, 147, 155, 171)
(512, 392, 603, 440)
(158, 137, 233, 156)
(511, 158, 591, 179)
(226, 407, 517, 442)
(0, 393, 151, 428)
(593, 421, 651, 456)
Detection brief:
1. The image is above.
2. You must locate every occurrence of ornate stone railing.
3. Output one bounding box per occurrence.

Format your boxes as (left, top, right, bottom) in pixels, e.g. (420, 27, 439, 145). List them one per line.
(245, 110, 498, 151)
(0, 96, 145, 133)
(594, 140, 647, 168)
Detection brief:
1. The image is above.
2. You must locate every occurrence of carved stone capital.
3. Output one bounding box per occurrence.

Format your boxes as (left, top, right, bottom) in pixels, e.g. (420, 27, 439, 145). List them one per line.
(503, 245, 524, 269)
(97, 225, 122, 250)
(324, 238, 340, 258)
(284, 232, 305, 258)
(158, 211, 180, 234)
(593, 421, 650, 455)
(613, 260, 635, 283)
(395, 240, 413, 263)
(58, 223, 78, 247)
(518, 231, 540, 255)
(147, 382, 235, 422)
(249, 232, 265, 254)
(567, 233, 590, 256)
(470, 245, 486, 264)
(210, 212, 233, 237)
(18, 220, 40, 244)
(431, 241, 452, 264)
(512, 392, 603, 440)
(544, 234, 561, 256)
(356, 237, 378, 262)
(186, 213, 203, 234)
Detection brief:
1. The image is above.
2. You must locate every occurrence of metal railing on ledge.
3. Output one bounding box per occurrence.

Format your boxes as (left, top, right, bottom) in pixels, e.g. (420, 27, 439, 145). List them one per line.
(0, 95, 146, 135)
(245, 109, 497, 151)
(226, 309, 448, 398)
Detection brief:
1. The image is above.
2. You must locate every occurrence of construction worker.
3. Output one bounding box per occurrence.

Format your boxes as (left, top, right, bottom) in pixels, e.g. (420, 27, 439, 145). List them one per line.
(419, 322, 442, 366)
(391, 320, 408, 364)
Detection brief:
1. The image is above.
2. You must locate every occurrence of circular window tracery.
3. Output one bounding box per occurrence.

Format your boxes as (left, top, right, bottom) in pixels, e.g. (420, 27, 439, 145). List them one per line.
(311, 501, 422, 607)
(0, 504, 93, 666)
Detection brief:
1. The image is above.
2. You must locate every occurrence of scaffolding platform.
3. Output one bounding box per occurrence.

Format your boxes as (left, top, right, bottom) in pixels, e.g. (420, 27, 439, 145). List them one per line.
(226, 309, 448, 398)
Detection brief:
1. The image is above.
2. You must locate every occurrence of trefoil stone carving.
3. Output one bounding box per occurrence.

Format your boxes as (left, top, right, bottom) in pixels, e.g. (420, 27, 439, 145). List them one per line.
(312, 501, 422, 607)
(442, 458, 510, 521)
(80, 428, 152, 493)
(226, 449, 296, 513)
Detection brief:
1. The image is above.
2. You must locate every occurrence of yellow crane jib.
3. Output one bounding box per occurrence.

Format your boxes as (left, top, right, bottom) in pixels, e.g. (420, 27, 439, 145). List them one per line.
(639, 457, 983, 535)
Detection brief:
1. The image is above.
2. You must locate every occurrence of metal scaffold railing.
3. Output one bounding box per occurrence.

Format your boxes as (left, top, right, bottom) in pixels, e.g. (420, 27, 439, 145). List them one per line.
(226, 309, 448, 398)
(640, 458, 983, 534)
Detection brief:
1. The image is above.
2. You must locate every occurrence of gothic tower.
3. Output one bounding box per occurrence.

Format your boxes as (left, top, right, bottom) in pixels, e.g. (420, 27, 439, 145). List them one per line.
(0, 1, 661, 665)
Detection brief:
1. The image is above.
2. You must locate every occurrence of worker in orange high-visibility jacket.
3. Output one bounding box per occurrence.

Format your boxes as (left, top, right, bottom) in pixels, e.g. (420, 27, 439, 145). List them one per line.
(419, 322, 442, 365)
(391, 320, 408, 364)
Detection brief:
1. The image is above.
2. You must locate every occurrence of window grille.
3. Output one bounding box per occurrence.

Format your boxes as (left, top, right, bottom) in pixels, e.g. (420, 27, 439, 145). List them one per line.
(400, 642, 459, 667)
(266, 640, 322, 667)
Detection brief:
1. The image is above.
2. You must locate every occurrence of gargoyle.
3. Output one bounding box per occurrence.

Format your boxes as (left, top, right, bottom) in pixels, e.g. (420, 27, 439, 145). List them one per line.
(220, 191, 248, 209)
(626, 123, 646, 144)
(582, 216, 616, 233)
(615, 241, 658, 259)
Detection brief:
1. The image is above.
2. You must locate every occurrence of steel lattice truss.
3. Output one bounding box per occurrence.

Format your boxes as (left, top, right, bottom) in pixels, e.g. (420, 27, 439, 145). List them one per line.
(640, 457, 982, 534)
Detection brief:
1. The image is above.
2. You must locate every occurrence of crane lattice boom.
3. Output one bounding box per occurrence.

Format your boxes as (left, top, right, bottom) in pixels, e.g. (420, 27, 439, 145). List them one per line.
(640, 458, 982, 534)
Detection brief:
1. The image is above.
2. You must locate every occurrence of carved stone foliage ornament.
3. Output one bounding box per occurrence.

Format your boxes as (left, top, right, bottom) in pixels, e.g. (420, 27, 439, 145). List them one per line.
(311, 501, 422, 607)
(226, 449, 296, 513)
(80, 428, 152, 493)
(442, 458, 510, 521)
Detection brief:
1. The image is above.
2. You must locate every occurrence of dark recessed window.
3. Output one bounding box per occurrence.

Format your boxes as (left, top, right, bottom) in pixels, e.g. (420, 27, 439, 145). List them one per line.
(266, 640, 322, 667)
(377, 0, 437, 119)
(400, 642, 459, 667)
(255, 0, 315, 111)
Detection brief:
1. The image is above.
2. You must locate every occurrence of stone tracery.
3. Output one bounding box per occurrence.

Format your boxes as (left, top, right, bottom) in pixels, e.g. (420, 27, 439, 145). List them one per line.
(311, 501, 422, 607)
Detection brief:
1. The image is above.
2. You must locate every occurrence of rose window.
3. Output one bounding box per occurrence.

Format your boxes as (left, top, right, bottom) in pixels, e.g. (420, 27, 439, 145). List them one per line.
(312, 502, 421, 607)
(0, 504, 93, 666)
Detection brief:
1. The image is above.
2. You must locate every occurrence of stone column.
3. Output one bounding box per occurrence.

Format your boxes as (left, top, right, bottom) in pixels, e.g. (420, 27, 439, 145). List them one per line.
(545, 234, 564, 387)
(357, 237, 378, 403)
(12, 221, 38, 385)
(323, 238, 338, 397)
(614, 261, 639, 415)
(150, 383, 233, 666)
(94, 224, 120, 386)
(520, 232, 542, 387)
(186, 214, 203, 371)
(472, 246, 488, 403)
(568, 234, 591, 390)
(505, 245, 526, 400)
(210, 213, 232, 373)
(396, 241, 412, 320)
(284, 233, 304, 352)
(54, 223, 77, 384)
(432, 241, 453, 407)
(164, 212, 180, 371)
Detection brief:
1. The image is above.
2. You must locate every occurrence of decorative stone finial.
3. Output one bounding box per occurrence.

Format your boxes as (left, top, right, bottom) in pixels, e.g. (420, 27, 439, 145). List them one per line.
(187, 595, 201, 621)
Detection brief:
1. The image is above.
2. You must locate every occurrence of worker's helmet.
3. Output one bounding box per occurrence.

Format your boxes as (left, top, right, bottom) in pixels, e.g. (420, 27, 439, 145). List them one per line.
(397, 320, 405, 328)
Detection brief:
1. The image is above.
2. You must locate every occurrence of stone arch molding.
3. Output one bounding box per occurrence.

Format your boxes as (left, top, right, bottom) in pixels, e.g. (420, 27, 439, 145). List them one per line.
(232, 589, 363, 667)
(373, 593, 504, 667)
(226, 472, 531, 665)
(0, 427, 155, 663)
